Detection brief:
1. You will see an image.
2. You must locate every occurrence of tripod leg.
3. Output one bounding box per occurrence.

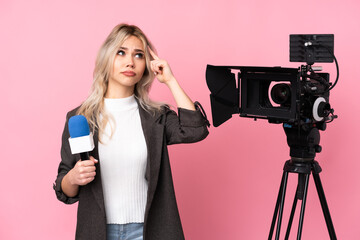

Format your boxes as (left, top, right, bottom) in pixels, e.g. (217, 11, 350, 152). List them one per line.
(312, 172, 337, 239)
(269, 173, 286, 240)
(285, 186, 299, 239)
(274, 171, 289, 240)
(297, 173, 310, 240)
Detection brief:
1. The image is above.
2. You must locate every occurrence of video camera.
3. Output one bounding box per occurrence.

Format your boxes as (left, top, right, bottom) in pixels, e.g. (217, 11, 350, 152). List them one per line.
(206, 34, 338, 129)
(206, 35, 340, 238)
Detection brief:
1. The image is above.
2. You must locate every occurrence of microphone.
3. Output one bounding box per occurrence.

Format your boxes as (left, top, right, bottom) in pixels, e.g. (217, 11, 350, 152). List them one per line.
(68, 115, 95, 160)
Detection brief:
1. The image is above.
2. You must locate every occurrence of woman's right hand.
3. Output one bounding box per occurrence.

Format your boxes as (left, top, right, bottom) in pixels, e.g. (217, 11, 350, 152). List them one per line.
(61, 156, 98, 198)
(68, 156, 98, 186)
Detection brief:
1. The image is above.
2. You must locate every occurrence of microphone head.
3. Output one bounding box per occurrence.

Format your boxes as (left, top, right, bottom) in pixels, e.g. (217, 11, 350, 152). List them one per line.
(68, 115, 90, 138)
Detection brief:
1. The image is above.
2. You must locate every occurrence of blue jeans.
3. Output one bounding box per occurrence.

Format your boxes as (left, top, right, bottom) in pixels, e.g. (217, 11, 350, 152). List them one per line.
(106, 223, 144, 240)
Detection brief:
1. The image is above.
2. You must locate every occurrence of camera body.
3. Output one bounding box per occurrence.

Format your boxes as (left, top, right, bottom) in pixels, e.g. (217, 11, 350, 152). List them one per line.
(206, 34, 336, 128)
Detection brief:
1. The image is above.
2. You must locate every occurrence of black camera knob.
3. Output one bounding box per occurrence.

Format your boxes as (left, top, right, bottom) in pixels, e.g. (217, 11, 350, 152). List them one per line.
(315, 145, 322, 153)
(318, 122, 327, 131)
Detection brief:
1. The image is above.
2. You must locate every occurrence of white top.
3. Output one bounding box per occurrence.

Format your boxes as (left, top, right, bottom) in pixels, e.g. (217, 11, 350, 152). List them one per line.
(98, 95, 148, 224)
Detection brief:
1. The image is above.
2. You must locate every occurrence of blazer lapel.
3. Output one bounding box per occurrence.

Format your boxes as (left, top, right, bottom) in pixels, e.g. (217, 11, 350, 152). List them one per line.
(138, 104, 164, 208)
(90, 128, 106, 214)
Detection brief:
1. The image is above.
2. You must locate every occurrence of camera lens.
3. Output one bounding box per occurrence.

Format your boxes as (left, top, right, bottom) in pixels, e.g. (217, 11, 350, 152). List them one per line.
(271, 83, 291, 105)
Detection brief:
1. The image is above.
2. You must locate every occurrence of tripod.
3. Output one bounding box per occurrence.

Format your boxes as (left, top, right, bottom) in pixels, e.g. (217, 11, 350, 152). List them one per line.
(268, 125, 337, 240)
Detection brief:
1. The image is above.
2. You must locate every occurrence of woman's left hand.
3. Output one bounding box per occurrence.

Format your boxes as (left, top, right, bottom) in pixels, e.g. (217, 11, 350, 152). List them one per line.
(148, 47, 175, 84)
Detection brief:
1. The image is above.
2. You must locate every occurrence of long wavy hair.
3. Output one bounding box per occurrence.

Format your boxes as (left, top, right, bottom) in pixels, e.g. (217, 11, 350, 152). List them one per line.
(77, 23, 162, 141)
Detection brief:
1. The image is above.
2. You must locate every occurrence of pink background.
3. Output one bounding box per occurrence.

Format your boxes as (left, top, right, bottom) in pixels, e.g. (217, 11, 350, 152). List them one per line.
(1, 0, 359, 239)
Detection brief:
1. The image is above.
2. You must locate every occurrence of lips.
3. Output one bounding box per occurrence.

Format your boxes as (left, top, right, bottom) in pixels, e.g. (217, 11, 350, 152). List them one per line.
(121, 71, 136, 77)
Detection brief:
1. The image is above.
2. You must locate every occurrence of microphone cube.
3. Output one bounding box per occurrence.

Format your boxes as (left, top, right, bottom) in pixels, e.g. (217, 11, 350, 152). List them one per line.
(68, 133, 95, 154)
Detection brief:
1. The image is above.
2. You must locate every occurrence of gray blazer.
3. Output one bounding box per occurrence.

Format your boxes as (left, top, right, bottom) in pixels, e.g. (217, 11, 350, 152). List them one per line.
(53, 101, 209, 240)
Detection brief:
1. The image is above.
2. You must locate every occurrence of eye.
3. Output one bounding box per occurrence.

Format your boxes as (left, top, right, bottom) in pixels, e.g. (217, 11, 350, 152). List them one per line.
(117, 50, 125, 56)
(135, 53, 144, 59)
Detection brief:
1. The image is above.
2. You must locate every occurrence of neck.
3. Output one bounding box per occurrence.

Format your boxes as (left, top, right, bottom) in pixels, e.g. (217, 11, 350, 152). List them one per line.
(105, 81, 135, 98)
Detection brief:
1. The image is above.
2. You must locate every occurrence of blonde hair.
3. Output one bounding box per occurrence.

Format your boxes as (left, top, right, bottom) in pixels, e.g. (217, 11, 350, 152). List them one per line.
(77, 23, 163, 141)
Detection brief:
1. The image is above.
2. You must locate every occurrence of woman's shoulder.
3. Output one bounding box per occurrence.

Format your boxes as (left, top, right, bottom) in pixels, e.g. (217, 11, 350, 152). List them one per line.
(138, 103, 174, 125)
(156, 103, 175, 117)
(65, 105, 82, 120)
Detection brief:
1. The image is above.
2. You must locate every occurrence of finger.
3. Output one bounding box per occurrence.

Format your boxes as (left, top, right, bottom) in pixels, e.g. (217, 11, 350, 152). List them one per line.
(151, 61, 158, 75)
(85, 177, 95, 184)
(155, 61, 164, 69)
(81, 171, 96, 179)
(86, 166, 96, 173)
(81, 159, 97, 167)
(148, 46, 159, 60)
(79, 177, 95, 185)
(89, 156, 98, 164)
(81, 165, 96, 173)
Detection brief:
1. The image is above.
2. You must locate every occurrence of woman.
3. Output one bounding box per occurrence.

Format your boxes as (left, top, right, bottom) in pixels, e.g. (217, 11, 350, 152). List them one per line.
(53, 23, 209, 240)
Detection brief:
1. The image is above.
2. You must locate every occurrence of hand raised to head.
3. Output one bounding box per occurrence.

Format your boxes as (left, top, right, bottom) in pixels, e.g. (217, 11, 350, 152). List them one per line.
(148, 46, 175, 84)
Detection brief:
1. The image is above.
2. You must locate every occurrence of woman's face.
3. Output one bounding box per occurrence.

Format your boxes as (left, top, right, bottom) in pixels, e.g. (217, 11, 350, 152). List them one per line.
(107, 35, 146, 97)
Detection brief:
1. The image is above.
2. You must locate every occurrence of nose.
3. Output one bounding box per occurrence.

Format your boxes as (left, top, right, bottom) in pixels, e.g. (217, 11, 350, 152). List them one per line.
(126, 56, 135, 68)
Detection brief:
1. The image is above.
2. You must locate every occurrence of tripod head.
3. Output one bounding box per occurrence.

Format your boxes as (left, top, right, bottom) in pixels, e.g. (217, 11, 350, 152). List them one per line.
(283, 122, 326, 162)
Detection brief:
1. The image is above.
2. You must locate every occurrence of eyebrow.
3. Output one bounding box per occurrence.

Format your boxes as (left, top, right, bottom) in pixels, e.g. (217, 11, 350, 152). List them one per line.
(119, 47, 144, 53)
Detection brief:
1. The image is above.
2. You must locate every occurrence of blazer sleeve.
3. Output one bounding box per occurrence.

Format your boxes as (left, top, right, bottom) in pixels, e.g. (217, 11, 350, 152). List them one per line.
(164, 101, 210, 145)
(53, 110, 80, 204)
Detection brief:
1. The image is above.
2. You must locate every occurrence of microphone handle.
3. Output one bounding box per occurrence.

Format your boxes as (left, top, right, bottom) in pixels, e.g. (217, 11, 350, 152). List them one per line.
(80, 152, 90, 161)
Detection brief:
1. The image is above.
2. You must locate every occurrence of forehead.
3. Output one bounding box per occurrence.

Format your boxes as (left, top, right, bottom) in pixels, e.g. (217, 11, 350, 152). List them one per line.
(121, 35, 144, 50)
